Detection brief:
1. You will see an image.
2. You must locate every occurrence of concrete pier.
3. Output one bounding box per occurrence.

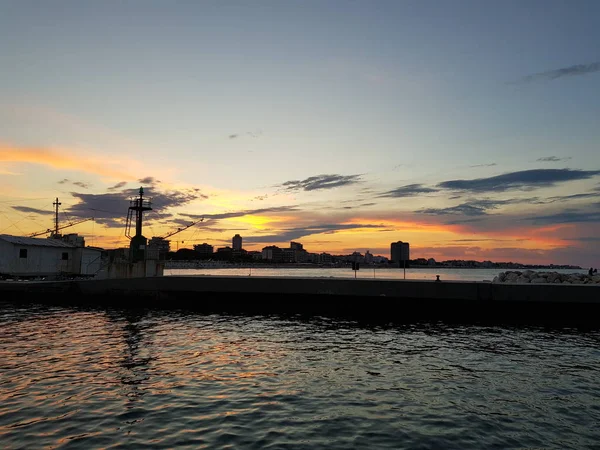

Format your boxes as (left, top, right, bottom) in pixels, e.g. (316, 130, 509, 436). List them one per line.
(1, 275, 599, 325)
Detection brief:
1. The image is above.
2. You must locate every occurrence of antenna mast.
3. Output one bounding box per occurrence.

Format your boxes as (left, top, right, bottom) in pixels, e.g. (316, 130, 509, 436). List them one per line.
(53, 197, 61, 237)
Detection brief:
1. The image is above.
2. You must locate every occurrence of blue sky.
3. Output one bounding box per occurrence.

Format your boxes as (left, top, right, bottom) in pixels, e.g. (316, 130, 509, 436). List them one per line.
(0, 0, 599, 267)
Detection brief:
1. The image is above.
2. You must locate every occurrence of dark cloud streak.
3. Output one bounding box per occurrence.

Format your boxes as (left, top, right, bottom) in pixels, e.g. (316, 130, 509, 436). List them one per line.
(181, 206, 300, 221)
(524, 210, 600, 225)
(469, 163, 497, 168)
(281, 174, 362, 192)
(420, 204, 489, 217)
(512, 62, 600, 84)
(11, 206, 54, 215)
(243, 223, 384, 244)
(379, 183, 439, 198)
(419, 197, 537, 216)
(108, 182, 127, 191)
(57, 179, 91, 188)
(537, 156, 571, 162)
(138, 177, 160, 185)
(437, 169, 600, 193)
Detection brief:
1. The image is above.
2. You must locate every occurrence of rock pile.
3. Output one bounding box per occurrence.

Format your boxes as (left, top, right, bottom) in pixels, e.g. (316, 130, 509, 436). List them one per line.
(492, 270, 600, 285)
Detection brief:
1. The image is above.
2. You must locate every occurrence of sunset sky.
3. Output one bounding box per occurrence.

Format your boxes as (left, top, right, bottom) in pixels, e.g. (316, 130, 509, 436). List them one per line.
(1, 0, 599, 267)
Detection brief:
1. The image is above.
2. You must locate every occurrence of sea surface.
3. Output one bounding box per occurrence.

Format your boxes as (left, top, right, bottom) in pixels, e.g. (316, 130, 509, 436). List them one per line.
(164, 266, 586, 282)
(1, 302, 599, 449)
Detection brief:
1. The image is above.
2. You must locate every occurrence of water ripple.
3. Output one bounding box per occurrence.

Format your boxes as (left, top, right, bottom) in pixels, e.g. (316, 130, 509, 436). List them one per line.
(0, 303, 599, 449)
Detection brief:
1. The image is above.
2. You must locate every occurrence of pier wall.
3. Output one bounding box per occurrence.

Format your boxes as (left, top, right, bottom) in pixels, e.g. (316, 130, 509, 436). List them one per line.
(1, 275, 598, 324)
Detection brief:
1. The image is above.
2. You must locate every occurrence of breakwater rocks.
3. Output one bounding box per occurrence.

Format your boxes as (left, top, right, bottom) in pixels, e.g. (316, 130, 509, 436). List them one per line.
(493, 270, 600, 285)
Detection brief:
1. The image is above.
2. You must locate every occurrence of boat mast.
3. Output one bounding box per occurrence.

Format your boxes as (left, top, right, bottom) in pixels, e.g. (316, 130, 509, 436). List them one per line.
(127, 187, 152, 262)
(52, 197, 61, 238)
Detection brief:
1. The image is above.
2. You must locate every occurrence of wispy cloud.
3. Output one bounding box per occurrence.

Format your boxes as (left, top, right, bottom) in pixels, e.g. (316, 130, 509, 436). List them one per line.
(418, 197, 538, 218)
(281, 174, 363, 192)
(443, 217, 485, 225)
(138, 177, 160, 186)
(437, 169, 600, 193)
(523, 210, 600, 225)
(57, 178, 91, 189)
(0, 168, 20, 175)
(243, 223, 384, 244)
(420, 204, 489, 217)
(545, 192, 600, 203)
(379, 183, 439, 198)
(469, 163, 497, 168)
(0, 143, 137, 180)
(108, 182, 128, 191)
(562, 237, 600, 242)
(450, 238, 521, 243)
(11, 206, 54, 215)
(511, 61, 600, 84)
(537, 156, 572, 162)
(344, 202, 378, 209)
(182, 205, 300, 221)
(229, 130, 262, 139)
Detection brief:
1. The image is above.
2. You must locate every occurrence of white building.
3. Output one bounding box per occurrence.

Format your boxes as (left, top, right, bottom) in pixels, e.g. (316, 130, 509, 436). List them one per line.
(0, 234, 104, 279)
(77, 246, 105, 276)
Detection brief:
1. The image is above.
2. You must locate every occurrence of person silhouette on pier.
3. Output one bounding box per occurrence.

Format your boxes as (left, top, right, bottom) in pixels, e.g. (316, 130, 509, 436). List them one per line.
(589, 267, 594, 276)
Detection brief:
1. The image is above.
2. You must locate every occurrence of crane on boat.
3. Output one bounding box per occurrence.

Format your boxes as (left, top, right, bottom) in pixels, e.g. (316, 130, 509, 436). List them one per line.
(148, 217, 204, 257)
(29, 217, 94, 237)
(154, 218, 204, 240)
(28, 197, 94, 238)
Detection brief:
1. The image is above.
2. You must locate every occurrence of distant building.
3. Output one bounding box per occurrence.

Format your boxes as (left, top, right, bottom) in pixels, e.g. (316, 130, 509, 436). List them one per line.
(62, 233, 85, 247)
(232, 248, 247, 260)
(215, 246, 233, 260)
(391, 241, 410, 264)
(193, 243, 214, 257)
(149, 237, 170, 260)
(294, 248, 309, 263)
(319, 253, 333, 264)
(282, 248, 295, 262)
(351, 251, 363, 262)
(284, 241, 308, 262)
(248, 251, 262, 260)
(232, 234, 242, 251)
(372, 255, 388, 264)
(262, 245, 283, 262)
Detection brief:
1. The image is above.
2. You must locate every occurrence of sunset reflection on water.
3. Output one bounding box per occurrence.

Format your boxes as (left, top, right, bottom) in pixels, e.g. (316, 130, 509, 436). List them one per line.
(1, 303, 599, 449)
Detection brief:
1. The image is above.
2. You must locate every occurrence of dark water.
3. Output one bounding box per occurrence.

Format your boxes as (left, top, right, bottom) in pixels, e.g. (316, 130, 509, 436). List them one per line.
(1, 303, 599, 449)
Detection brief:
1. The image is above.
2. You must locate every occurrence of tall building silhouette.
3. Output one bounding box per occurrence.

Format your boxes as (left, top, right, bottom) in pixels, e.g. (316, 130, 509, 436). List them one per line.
(391, 241, 410, 263)
(232, 234, 242, 251)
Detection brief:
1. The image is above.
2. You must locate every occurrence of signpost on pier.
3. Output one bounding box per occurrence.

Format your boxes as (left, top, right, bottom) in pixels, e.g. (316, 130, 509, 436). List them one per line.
(352, 261, 360, 278)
